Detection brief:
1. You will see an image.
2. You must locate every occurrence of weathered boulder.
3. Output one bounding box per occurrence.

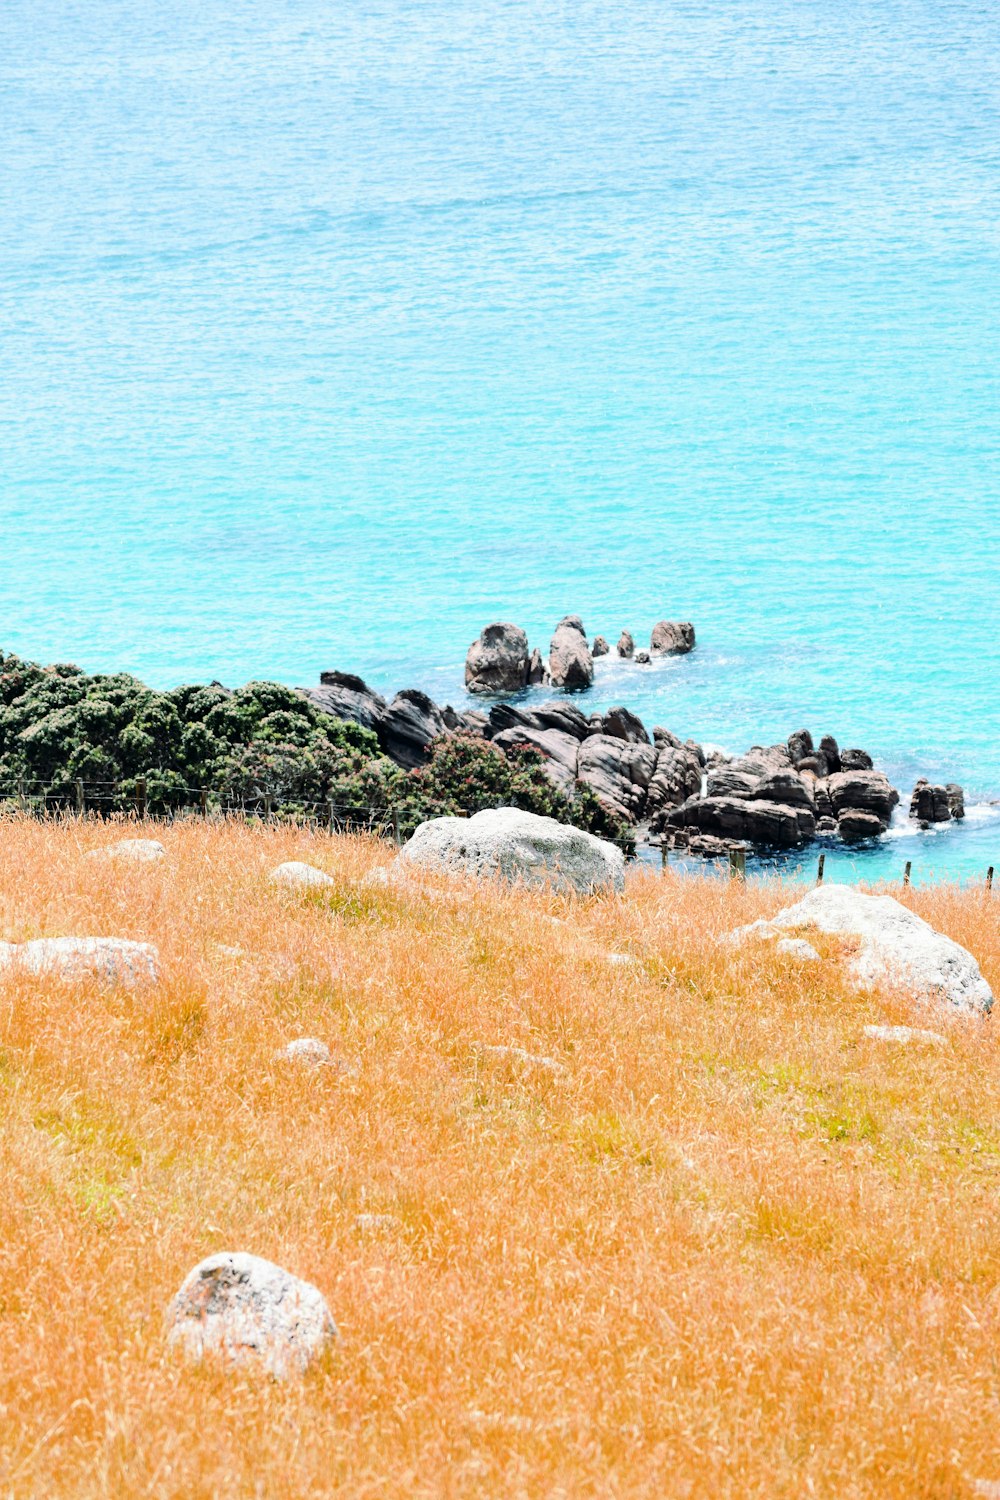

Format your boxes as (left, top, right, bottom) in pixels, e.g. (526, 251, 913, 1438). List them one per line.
(947, 782, 966, 819)
(0, 936, 159, 986)
(616, 631, 634, 659)
(706, 766, 758, 800)
(729, 884, 993, 1016)
(827, 769, 898, 826)
(166, 1252, 338, 1378)
(838, 809, 883, 841)
(787, 729, 814, 765)
(909, 780, 951, 823)
(464, 623, 530, 696)
(489, 700, 591, 741)
(380, 689, 448, 767)
(548, 616, 594, 691)
(646, 744, 704, 820)
(276, 1038, 332, 1067)
(490, 725, 580, 794)
(601, 706, 650, 744)
(90, 838, 166, 863)
(308, 672, 387, 735)
(634, 650, 651, 664)
(840, 748, 874, 771)
(577, 735, 657, 820)
(750, 770, 816, 811)
(269, 861, 335, 889)
(650, 621, 696, 656)
(396, 807, 625, 894)
(667, 795, 810, 847)
(527, 647, 546, 684)
(458, 709, 490, 736)
(818, 735, 841, 774)
(592, 636, 610, 658)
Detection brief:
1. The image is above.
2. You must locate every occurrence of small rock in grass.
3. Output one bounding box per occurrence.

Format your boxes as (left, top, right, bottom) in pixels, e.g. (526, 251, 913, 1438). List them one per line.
(0, 936, 159, 986)
(863, 1024, 946, 1046)
(166, 1251, 337, 1378)
(89, 838, 166, 863)
(354, 1212, 400, 1233)
(606, 951, 640, 968)
(776, 937, 821, 961)
(277, 1037, 332, 1067)
(481, 1043, 564, 1074)
(269, 861, 335, 889)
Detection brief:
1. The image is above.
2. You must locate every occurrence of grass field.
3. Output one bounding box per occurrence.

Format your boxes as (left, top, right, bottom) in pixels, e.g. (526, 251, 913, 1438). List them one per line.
(1, 817, 1000, 1498)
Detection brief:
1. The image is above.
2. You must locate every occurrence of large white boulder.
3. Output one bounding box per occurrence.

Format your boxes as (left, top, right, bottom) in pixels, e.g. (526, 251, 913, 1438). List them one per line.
(396, 807, 625, 895)
(166, 1251, 338, 1378)
(731, 884, 992, 1016)
(0, 936, 159, 986)
(269, 861, 334, 889)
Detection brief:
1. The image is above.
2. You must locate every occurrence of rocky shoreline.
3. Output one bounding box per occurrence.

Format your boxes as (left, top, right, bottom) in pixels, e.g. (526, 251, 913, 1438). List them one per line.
(305, 617, 968, 858)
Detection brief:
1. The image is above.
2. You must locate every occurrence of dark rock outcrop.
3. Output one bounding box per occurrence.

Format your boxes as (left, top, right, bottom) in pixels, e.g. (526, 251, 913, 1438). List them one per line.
(827, 770, 898, 828)
(647, 744, 704, 823)
(909, 779, 960, 824)
(650, 621, 696, 656)
(787, 729, 814, 765)
(592, 636, 610, 658)
(309, 672, 387, 735)
(577, 735, 657, 821)
(838, 809, 883, 841)
(666, 795, 812, 848)
(489, 700, 592, 742)
(840, 748, 874, 771)
(548, 616, 594, 691)
(947, 783, 966, 820)
(602, 706, 650, 744)
(491, 725, 580, 795)
(527, 647, 547, 685)
(379, 690, 448, 769)
(634, 650, 651, 664)
(464, 623, 530, 696)
(617, 631, 634, 659)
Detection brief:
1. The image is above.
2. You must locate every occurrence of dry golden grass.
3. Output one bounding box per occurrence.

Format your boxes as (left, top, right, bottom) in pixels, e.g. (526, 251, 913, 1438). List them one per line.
(2, 816, 1000, 1498)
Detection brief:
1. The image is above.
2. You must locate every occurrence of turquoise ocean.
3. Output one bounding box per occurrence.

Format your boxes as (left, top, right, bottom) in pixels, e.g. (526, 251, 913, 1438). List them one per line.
(2, 0, 999, 880)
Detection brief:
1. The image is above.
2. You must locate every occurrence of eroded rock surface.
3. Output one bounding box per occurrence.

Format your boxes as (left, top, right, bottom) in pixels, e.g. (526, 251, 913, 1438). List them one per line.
(396, 807, 625, 894)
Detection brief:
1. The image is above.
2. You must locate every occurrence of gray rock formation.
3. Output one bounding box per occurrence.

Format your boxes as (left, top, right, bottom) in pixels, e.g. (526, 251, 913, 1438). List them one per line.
(269, 861, 335, 889)
(380, 689, 448, 767)
(490, 725, 580, 795)
(646, 744, 704, 820)
(840, 748, 874, 771)
(464, 623, 530, 696)
(616, 631, 634, 658)
(310, 671, 387, 735)
(577, 735, 657, 821)
(489, 700, 592, 742)
(396, 807, 625, 894)
(548, 616, 594, 691)
(729, 884, 993, 1016)
(634, 650, 651, 664)
(826, 769, 898, 827)
(650, 621, 696, 656)
(838, 809, 884, 841)
(0, 936, 159, 986)
(90, 838, 166, 863)
(276, 1038, 332, 1066)
(602, 706, 650, 744)
(166, 1252, 338, 1378)
(592, 635, 610, 658)
(527, 647, 547, 684)
(909, 779, 951, 823)
(947, 782, 966, 819)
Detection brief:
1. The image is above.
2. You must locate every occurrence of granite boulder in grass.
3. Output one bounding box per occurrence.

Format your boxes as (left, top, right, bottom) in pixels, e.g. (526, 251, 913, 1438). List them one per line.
(396, 807, 625, 895)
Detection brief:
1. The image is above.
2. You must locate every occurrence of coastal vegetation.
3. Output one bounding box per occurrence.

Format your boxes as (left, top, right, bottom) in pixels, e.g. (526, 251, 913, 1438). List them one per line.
(0, 648, 629, 846)
(1, 818, 1000, 1495)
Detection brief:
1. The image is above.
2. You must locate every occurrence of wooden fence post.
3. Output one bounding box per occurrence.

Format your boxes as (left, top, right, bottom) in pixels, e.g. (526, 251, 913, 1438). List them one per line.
(987, 867, 994, 893)
(903, 861, 912, 887)
(200, 788, 208, 818)
(391, 807, 401, 846)
(136, 777, 147, 821)
(816, 853, 825, 885)
(75, 779, 85, 817)
(728, 847, 746, 881)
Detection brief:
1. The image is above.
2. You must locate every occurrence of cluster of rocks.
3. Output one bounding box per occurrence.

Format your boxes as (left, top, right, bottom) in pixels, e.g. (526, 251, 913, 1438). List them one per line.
(304, 673, 967, 855)
(463, 616, 696, 696)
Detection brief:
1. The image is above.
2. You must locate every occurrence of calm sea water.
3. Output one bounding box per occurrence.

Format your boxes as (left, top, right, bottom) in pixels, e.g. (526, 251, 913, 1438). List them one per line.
(2, 0, 999, 880)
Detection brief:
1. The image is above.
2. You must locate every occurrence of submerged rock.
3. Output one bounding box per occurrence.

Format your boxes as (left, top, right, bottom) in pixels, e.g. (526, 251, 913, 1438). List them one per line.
(464, 623, 530, 696)
(166, 1252, 338, 1378)
(396, 807, 625, 894)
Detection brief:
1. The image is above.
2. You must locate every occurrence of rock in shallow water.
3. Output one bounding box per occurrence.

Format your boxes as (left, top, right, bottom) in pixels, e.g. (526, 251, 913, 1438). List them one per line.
(730, 884, 992, 1016)
(166, 1252, 338, 1378)
(396, 807, 625, 895)
(465, 622, 530, 695)
(548, 615, 594, 691)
